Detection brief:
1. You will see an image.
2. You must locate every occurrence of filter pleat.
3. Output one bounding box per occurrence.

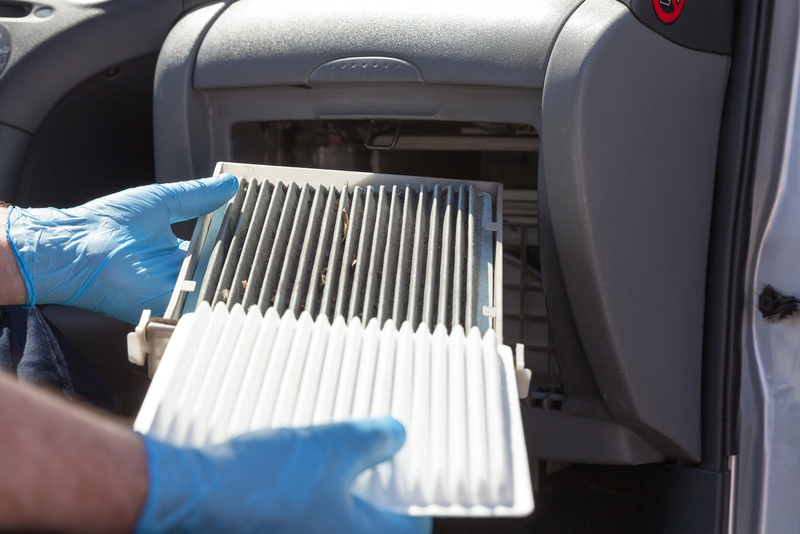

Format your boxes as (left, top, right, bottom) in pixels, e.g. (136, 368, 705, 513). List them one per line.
(249, 311, 298, 429)
(377, 186, 403, 327)
(319, 188, 351, 318)
(227, 182, 273, 308)
(258, 182, 301, 313)
(390, 320, 415, 501)
(331, 316, 364, 422)
(142, 301, 212, 439)
(407, 186, 429, 330)
(482, 329, 512, 505)
(212, 181, 260, 307)
(206, 305, 264, 444)
(466, 185, 478, 330)
(429, 323, 449, 504)
(311, 314, 348, 425)
(273, 184, 315, 314)
(186, 303, 247, 446)
(301, 185, 339, 318)
(438, 187, 456, 329)
(335, 187, 365, 319)
(350, 317, 381, 419)
(348, 186, 378, 321)
(447, 324, 469, 504)
(422, 185, 442, 327)
(391, 186, 416, 327)
(227, 307, 281, 437)
(289, 184, 328, 317)
(408, 322, 432, 504)
(240, 183, 287, 309)
(197, 179, 248, 304)
(368, 318, 399, 498)
(474, 191, 495, 333)
(270, 312, 315, 427)
(370, 318, 397, 417)
(452, 185, 468, 328)
(168, 302, 230, 445)
(362, 186, 391, 324)
(465, 326, 490, 503)
(291, 314, 331, 426)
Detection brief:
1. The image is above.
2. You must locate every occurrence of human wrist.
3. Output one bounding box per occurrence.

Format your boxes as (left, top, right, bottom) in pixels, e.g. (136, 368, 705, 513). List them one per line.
(0, 206, 28, 306)
(134, 435, 215, 534)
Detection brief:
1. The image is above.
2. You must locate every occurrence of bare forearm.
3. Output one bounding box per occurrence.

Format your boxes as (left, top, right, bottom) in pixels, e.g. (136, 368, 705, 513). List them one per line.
(0, 372, 147, 533)
(0, 206, 27, 305)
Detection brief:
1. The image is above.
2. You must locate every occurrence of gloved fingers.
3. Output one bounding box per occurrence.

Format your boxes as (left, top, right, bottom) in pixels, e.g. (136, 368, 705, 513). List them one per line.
(156, 174, 240, 224)
(327, 417, 407, 481)
(351, 497, 433, 534)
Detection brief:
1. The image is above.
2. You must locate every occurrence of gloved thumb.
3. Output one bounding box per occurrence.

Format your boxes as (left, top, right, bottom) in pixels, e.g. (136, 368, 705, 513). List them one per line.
(156, 174, 240, 223)
(331, 417, 407, 482)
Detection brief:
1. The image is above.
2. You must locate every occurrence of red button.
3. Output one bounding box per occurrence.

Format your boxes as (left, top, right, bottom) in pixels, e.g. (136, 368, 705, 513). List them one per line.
(653, 0, 684, 23)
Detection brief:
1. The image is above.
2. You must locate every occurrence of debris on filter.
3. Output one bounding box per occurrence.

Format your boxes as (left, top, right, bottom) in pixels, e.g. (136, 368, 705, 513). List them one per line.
(221, 288, 230, 303)
(342, 209, 349, 243)
(759, 284, 800, 321)
(241, 280, 248, 291)
(320, 267, 328, 288)
(351, 256, 357, 269)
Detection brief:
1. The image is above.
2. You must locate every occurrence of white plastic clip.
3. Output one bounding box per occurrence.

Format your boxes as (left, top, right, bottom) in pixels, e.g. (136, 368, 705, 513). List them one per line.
(127, 309, 177, 373)
(514, 343, 532, 399)
(127, 310, 152, 366)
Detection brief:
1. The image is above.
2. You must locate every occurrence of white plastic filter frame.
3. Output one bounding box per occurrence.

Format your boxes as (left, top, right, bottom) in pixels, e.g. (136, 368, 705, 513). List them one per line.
(134, 302, 533, 517)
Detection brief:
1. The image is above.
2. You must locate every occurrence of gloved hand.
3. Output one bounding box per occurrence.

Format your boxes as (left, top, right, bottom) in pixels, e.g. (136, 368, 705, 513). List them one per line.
(135, 417, 432, 534)
(5, 174, 238, 324)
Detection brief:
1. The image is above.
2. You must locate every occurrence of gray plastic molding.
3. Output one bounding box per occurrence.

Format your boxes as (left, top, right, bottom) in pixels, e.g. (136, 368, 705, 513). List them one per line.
(0, 123, 30, 201)
(193, 0, 585, 90)
(541, 0, 730, 461)
(520, 406, 663, 464)
(156, 83, 543, 182)
(0, 0, 182, 134)
(153, 1, 232, 183)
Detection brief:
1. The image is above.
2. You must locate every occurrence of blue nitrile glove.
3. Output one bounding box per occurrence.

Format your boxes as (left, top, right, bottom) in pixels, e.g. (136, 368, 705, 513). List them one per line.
(135, 417, 432, 534)
(5, 174, 238, 324)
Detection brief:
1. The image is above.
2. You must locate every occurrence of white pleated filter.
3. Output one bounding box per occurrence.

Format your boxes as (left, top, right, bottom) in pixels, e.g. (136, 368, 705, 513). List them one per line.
(135, 301, 533, 517)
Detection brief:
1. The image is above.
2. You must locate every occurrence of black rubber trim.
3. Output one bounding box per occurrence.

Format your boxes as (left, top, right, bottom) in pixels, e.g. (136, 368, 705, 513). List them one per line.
(700, 0, 775, 471)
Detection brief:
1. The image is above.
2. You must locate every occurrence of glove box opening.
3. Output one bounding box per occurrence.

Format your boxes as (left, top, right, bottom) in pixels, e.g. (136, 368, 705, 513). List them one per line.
(228, 119, 558, 393)
(134, 119, 558, 396)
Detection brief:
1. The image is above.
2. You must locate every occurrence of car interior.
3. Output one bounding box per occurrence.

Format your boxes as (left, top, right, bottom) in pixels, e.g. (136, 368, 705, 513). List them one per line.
(0, 0, 769, 531)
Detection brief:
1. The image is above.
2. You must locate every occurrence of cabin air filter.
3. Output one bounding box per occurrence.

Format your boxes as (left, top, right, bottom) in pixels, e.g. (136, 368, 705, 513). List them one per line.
(134, 301, 533, 517)
(128, 163, 532, 517)
(129, 163, 504, 372)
